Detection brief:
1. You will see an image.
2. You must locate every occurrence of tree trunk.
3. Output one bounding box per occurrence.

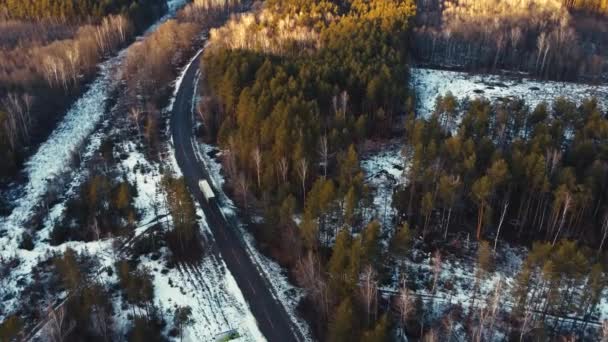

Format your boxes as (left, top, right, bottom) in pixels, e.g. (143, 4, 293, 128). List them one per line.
(476, 203, 485, 240)
(444, 207, 452, 240)
(494, 201, 509, 252)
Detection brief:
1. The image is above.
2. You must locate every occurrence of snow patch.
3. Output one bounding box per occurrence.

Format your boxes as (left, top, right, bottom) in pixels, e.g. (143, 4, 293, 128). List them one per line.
(411, 68, 608, 118)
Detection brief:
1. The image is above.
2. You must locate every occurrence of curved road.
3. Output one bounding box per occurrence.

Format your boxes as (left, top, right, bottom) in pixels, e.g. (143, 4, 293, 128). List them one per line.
(170, 50, 302, 342)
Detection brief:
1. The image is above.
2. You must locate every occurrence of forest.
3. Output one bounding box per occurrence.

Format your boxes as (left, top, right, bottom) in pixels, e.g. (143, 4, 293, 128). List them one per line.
(0, 0, 166, 25)
(413, 0, 608, 81)
(199, 0, 608, 340)
(200, 0, 422, 339)
(401, 95, 608, 249)
(0, 0, 607, 340)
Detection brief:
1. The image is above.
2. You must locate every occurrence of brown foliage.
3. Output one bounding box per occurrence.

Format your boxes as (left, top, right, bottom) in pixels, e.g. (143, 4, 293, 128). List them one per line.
(124, 20, 199, 104)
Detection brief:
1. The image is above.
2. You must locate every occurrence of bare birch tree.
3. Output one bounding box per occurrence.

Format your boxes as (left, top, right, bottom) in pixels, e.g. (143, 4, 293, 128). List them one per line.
(552, 190, 572, 246)
(519, 309, 533, 342)
(494, 201, 509, 252)
(46, 304, 76, 342)
(318, 135, 328, 178)
(359, 265, 378, 325)
(599, 213, 608, 257)
(295, 252, 329, 318)
(237, 172, 249, 209)
(431, 250, 442, 294)
(252, 146, 262, 189)
(2, 93, 33, 146)
(65, 45, 80, 87)
(488, 277, 502, 339)
(278, 157, 289, 183)
(395, 283, 414, 329)
(130, 107, 143, 135)
(297, 158, 308, 204)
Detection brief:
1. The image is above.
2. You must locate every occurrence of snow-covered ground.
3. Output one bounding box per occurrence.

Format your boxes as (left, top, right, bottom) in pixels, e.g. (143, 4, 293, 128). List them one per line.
(4, 14, 607, 340)
(116, 142, 264, 340)
(411, 67, 608, 118)
(145, 0, 188, 34)
(138, 206, 265, 342)
(0, 53, 123, 247)
(360, 140, 408, 233)
(0, 0, 188, 252)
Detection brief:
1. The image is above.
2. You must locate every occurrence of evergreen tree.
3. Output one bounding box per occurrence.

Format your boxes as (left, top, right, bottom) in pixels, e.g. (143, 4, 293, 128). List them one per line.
(361, 220, 382, 268)
(472, 176, 492, 240)
(361, 314, 388, 342)
(389, 222, 413, 259)
(0, 315, 22, 341)
(162, 175, 198, 255)
(174, 306, 193, 342)
(328, 298, 355, 342)
(329, 229, 352, 297)
(55, 248, 82, 291)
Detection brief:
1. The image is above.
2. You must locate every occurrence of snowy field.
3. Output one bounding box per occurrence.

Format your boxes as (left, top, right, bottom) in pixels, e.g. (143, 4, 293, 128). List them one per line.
(411, 67, 608, 118)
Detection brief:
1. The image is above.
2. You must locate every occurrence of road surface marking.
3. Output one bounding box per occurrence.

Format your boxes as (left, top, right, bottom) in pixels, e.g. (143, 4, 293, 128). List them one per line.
(264, 309, 274, 329)
(219, 222, 228, 239)
(231, 248, 241, 265)
(247, 279, 256, 295)
(181, 144, 191, 165)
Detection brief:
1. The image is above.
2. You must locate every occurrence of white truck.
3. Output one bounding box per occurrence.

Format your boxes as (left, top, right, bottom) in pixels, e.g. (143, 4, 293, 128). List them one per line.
(199, 179, 215, 202)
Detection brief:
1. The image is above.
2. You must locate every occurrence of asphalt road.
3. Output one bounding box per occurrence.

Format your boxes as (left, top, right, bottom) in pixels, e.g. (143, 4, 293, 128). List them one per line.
(170, 49, 302, 342)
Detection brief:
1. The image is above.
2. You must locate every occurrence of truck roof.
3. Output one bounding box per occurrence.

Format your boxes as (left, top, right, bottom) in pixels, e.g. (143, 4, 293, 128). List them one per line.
(199, 179, 215, 200)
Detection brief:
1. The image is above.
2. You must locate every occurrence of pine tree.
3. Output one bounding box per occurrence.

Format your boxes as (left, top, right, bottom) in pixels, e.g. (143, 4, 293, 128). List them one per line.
(0, 315, 22, 341)
(437, 175, 459, 236)
(360, 314, 388, 342)
(477, 240, 494, 276)
(174, 306, 193, 342)
(300, 212, 319, 251)
(511, 261, 532, 316)
(362, 220, 382, 267)
(55, 248, 82, 291)
(338, 145, 361, 192)
(328, 298, 355, 342)
(421, 192, 434, 234)
(115, 181, 131, 212)
(344, 186, 358, 228)
(328, 229, 351, 297)
(390, 222, 412, 259)
(472, 176, 492, 240)
(163, 176, 197, 254)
